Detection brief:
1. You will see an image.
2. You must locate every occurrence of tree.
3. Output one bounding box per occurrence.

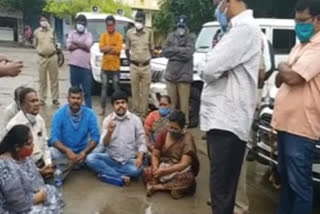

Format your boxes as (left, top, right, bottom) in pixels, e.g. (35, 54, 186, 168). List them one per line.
(43, 0, 132, 19)
(153, 0, 299, 34)
(153, 0, 214, 34)
(0, 0, 46, 24)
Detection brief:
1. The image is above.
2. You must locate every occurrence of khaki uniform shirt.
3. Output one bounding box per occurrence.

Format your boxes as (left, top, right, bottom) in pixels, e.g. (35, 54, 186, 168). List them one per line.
(126, 28, 154, 63)
(33, 27, 56, 56)
(271, 32, 320, 140)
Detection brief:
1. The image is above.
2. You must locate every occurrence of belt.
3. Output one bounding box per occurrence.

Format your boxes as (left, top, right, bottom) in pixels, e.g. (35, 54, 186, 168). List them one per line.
(39, 51, 56, 58)
(131, 60, 150, 67)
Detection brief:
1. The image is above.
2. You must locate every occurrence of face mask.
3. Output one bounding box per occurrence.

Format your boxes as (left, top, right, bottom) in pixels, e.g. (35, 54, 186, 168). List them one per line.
(135, 22, 143, 30)
(26, 113, 37, 126)
(169, 130, 184, 140)
(159, 107, 170, 117)
(295, 22, 315, 43)
(19, 147, 33, 159)
(215, 1, 228, 32)
(40, 21, 48, 28)
(107, 25, 115, 33)
(177, 28, 186, 36)
(76, 24, 86, 33)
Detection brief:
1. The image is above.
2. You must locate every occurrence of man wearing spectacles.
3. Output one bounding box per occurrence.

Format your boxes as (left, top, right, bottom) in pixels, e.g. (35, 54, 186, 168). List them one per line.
(272, 1, 320, 214)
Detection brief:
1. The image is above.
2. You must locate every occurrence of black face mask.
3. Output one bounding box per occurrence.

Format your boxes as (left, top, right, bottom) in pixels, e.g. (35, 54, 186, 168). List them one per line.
(169, 130, 184, 140)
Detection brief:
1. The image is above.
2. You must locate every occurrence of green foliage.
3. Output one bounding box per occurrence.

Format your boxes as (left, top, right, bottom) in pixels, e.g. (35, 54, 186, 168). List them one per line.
(0, 0, 46, 22)
(0, 0, 45, 11)
(153, 0, 214, 34)
(153, 0, 299, 34)
(43, 0, 132, 19)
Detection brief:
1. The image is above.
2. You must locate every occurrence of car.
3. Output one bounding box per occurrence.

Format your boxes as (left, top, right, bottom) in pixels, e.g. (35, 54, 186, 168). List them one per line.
(149, 18, 297, 128)
(76, 12, 134, 95)
(252, 85, 320, 185)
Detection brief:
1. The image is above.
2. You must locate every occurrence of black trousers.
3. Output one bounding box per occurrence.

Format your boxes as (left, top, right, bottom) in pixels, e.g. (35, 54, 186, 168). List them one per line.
(207, 129, 246, 214)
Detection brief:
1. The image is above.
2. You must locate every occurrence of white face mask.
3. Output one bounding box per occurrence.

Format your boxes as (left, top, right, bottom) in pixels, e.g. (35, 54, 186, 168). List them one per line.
(26, 113, 37, 125)
(40, 21, 48, 28)
(76, 24, 86, 33)
(135, 22, 143, 30)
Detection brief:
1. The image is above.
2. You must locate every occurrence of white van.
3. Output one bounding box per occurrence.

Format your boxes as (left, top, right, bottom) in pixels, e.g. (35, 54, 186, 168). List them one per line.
(149, 18, 296, 127)
(76, 12, 134, 94)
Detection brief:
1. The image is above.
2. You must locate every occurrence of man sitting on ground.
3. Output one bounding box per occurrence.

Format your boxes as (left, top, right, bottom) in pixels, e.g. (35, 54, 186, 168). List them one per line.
(7, 87, 54, 179)
(86, 90, 147, 186)
(49, 87, 100, 180)
(3, 86, 26, 127)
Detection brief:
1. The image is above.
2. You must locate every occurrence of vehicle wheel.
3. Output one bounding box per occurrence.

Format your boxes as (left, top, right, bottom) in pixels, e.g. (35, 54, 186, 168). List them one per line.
(57, 51, 64, 67)
(91, 75, 101, 96)
(314, 184, 320, 208)
(188, 87, 201, 128)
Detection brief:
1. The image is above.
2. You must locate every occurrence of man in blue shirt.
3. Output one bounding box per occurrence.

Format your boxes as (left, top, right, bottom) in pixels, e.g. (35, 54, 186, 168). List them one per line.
(49, 87, 100, 180)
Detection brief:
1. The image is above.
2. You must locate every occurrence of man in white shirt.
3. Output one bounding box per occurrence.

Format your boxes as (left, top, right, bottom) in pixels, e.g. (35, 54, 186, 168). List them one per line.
(199, 0, 261, 213)
(0, 86, 25, 140)
(7, 87, 54, 178)
(3, 86, 26, 127)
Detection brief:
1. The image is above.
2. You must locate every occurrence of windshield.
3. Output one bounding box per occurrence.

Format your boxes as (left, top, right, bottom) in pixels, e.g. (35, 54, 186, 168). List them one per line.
(195, 26, 219, 53)
(87, 19, 134, 42)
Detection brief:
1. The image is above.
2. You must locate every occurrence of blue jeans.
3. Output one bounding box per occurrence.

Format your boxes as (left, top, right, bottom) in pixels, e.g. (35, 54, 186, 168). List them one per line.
(276, 131, 315, 214)
(50, 147, 82, 181)
(70, 65, 92, 108)
(100, 71, 120, 108)
(86, 153, 143, 182)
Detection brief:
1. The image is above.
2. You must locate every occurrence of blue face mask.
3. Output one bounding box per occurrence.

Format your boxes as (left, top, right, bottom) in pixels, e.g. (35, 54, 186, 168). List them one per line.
(215, 4, 228, 32)
(295, 22, 315, 43)
(159, 107, 170, 117)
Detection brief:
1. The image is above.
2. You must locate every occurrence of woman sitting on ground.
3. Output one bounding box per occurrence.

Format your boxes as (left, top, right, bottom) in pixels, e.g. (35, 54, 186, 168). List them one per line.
(143, 110, 199, 199)
(0, 125, 64, 214)
(144, 95, 172, 150)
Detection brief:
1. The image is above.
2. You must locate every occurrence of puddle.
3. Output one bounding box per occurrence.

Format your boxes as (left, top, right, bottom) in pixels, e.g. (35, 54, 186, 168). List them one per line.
(97, 197, 157, 214)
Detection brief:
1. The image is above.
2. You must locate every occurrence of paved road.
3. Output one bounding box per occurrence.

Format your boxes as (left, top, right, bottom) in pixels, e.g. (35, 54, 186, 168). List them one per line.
(0, 46, 318, 214)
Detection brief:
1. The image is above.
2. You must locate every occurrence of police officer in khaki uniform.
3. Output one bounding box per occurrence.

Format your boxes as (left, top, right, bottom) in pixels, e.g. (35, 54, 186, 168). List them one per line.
(33, 14, 59, 106)
(125, 11, 154, 118)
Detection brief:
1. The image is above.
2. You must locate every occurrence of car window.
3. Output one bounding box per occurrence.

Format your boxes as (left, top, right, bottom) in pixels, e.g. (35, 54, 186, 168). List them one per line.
(272, 29, 296, 54)
(86, 19, 133, 42)
(195, 26, 219, 53)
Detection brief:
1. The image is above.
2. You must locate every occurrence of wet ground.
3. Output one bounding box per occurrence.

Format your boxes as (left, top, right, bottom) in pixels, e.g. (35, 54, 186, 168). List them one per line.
(0, 46, 319, 214)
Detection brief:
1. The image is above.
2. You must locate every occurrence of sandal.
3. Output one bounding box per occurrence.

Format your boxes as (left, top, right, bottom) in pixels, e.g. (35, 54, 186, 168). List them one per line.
(146, 184, 155, 197)
(52, 100, 60, 106)
(170, 189, 184, 200)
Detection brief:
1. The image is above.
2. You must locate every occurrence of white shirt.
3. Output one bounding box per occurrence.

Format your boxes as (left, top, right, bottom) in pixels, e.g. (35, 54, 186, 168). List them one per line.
(199, 10, 261, 141)
(0, 102, 20, 140)
(6, 111, 52, 166)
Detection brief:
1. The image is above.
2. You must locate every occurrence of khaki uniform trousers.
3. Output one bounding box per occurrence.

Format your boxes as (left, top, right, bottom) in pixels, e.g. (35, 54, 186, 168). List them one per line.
(130, 64, 151, 118)
(166, 81, 191, 125)
(38, 55, 59, 102)
(235, 151, 249, 213)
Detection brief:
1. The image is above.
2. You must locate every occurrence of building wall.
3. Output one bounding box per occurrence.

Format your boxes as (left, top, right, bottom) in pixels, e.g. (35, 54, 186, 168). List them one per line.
(127, 0, 159, 10)
(120, 0, 160, 27)
(0, 9, 23, 42)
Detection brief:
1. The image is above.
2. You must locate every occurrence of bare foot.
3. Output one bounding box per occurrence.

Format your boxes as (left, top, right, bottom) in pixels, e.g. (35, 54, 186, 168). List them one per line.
(122, 176, 131, 186)
(146, 184, 154, 197)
